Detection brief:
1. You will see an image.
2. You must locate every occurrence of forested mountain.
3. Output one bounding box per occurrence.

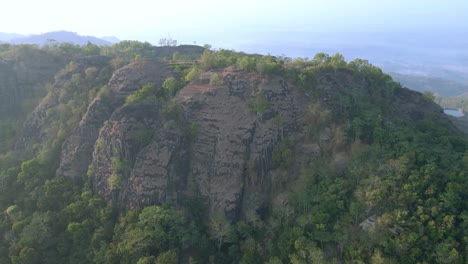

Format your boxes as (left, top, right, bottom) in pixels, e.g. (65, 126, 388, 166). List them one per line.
(0, 42, 466, 264)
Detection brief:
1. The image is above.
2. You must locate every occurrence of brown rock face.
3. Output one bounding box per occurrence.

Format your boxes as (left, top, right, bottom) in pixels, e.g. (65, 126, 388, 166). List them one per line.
(123, 121, 190, 209)
(56, 97, 113, 179)
(179, 71, 307, 218)
(108, 60, 173, 102)
(88, 69, 307, 219)
(91, 104, 162, 203)
(12, 52, 457, 222)
(56, 59, 172, 179)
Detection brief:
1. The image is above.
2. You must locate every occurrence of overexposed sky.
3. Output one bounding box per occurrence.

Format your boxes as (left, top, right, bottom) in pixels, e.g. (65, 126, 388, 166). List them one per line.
(2, 0, 467, 44)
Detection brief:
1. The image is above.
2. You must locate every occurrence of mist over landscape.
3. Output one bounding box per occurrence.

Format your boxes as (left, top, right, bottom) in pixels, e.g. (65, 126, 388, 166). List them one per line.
(2, 29, 468, 95)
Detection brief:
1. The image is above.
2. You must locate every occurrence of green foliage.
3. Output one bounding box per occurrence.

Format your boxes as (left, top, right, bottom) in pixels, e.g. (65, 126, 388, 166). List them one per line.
(185, 66, 200, 82)
(108, 173, 122, 190)
(83, 42, 101, 56)
(274, 115, 284, 127)
(186, 122, 199, 143)
(304, 103, 330, 140)
(155, 250, 178, 264)
(171, 51, 180, 61)
(209, 73, 223, 86)
(238, 56, 257, 71)
(103, 40, 154, 63)
(162, 77, 181, 96)
(200, 49, 239, 70)
(113, 205, 198, 263)
(272, 138, 293, 169)
(109, 156, 130, 190)
(0, 46, 467, 264)
(423, 90, 436, 101)
(289, 238, 326, 264)
(247, 93, 270, 113)
(161, 101, 182, 123)
(255, 55, 283, 76)
(125, 83, 171, 105)
(127, 123, 155, 148)
(209, 214, 237, 251)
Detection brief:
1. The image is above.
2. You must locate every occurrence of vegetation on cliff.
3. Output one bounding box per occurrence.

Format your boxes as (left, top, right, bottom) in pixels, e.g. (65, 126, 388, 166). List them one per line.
(0, 42, 466, 263)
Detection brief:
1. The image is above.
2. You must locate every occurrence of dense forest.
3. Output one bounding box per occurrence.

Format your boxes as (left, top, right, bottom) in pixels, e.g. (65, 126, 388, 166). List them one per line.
(0, 41, 467, 264)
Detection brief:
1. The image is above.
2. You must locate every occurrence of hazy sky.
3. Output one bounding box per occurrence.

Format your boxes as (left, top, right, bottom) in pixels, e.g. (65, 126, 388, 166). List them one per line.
(2, 0, 467, 44)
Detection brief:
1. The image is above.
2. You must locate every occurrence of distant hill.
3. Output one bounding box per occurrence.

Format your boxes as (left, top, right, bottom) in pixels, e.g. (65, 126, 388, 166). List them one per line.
(390, 72, 468, 97)
(0, 32, 24, 42)
(8, 31, 117, 46)
(100, 36, 120, 44)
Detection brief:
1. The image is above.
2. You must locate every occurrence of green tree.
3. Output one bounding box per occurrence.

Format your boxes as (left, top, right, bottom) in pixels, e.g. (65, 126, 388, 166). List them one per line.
(238, 56, 256, 71)
(423, 91, 436, 101)
(289, 238, 326, 264)
(312, 53, 330, 65)
(209, 214, 237, 251)
(125, 83, 170, 105)
(83, 42, 101, 56)
(247, 93, 270, 113)
(116, 206, 192, 263)
(209, 73, 223, 86)
(185, 66, 200, 82)
(156, 250, 178, 264)
(162, 77, 179, 96)
(329, 53, 346, 67)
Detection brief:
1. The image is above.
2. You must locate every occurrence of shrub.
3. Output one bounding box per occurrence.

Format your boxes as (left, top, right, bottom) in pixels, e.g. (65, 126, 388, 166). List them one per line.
(247, 93, 270, 113)
(125, 83, 168, 105)
(209, 73, 223, 86)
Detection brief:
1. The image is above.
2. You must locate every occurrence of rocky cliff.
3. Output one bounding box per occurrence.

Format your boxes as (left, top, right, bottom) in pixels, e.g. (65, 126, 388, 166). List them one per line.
(4, 46, 466, 263)
(15, 53, 457, 221)
(83, 68, 309, 219)
(56, 59, 172, 180)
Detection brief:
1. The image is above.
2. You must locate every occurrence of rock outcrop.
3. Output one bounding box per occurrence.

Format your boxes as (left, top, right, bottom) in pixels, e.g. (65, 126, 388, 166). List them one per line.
(13, 53, 458, 222)
(123, 120, 190, 209)
(88, 69, 308, 219)
(56, 97, 113, 179)
(90, 104, 162, 203)
(108, 60, 173, 102)
(56, 59, 172, 180)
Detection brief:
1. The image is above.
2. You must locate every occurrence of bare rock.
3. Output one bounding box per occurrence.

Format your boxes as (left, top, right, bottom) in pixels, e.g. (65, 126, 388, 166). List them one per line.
(56, 97, 112, 179)
(108, 59, 172, 102)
